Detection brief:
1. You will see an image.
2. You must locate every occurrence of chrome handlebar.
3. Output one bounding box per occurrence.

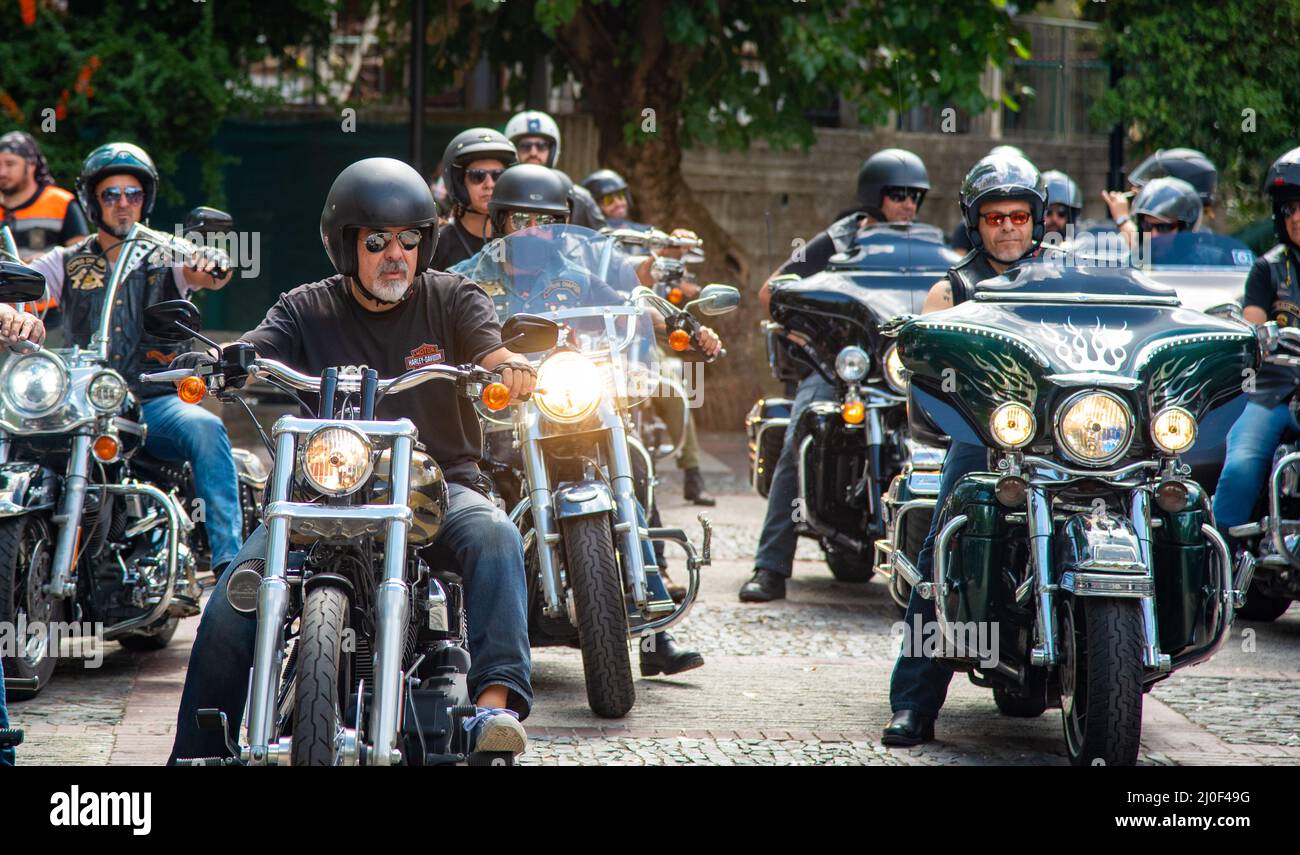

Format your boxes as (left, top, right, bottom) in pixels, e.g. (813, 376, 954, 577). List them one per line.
(140, 356, 482, 393)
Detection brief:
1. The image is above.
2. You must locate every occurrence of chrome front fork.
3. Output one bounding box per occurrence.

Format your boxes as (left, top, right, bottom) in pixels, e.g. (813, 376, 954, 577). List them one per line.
(369, 435, 413, 766)
(518, 409, 564, 618)
(1027, 485, 1058, 666)
(48, 432, 92, 599)
(1130, 489, 1170, 672)
(605, 414, 649, 607)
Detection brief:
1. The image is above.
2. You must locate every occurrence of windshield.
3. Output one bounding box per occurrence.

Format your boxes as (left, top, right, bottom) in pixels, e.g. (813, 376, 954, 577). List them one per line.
(1062, 229, 1255, 270)
(456, 224, 661, 416)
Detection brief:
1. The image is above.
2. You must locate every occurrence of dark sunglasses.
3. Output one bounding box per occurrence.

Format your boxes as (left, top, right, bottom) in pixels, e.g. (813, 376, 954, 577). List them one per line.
(1281, 201, 1300, 219)
(980, 210, 1032, 227)
(883, 187, 924, 204)
(1046, 204, 1070, 218)
(363, 229, 423, 253)
(465, 167, 505, 186)
(1148, 221, 1182, 235)
(508, 212, 563, 230)
(517, 140, 551, 153)
(600, 190, 627, 207)
(99, 186, 145, 206)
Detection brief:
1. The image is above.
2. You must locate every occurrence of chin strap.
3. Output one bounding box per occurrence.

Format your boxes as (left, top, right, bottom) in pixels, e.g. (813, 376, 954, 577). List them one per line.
(351, 275, 413, 307)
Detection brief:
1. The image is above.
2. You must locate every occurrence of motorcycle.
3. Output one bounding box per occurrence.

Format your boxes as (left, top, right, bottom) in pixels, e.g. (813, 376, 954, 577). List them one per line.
(745, 222, 958, 598)
(0, 217, 264, 700)
(890, 259, 1258, 765)
(468, 224, 726, 718)
(144, 300, 519, 766)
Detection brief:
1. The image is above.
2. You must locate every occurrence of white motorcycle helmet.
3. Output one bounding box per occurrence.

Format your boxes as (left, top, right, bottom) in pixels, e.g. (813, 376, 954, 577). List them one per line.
(505, 110, 562, 168)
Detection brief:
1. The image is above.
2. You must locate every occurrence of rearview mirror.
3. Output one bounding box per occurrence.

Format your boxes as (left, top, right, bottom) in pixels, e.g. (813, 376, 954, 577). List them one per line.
(183, 207, 233, 235)
(0, 261, 47, 303)
(143, 299, 202, 342)
(501, 313, 560, 353)
(690, 284, 741, 316)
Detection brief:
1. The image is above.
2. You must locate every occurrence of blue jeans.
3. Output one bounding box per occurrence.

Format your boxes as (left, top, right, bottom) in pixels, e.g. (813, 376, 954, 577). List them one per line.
(889, 441, 988, 718)
(166, 483, 531, 764)
(141, 395, 243, 569)
(1212, 401, 1299, 530)
(0, 656, 12, 767)
(753, 372, 837, 577)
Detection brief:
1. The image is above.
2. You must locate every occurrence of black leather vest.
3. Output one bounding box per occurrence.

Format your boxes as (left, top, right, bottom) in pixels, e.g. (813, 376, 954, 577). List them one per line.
(944, 250, 1001, 306)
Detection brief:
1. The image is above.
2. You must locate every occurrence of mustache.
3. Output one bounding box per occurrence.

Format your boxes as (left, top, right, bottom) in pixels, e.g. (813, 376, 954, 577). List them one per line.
(377, 259, 409, 275)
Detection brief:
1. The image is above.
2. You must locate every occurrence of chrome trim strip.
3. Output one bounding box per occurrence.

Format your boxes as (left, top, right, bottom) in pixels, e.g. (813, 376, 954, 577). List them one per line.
(1269, 451, 1300, 568)
(972, 291, 1181, 306)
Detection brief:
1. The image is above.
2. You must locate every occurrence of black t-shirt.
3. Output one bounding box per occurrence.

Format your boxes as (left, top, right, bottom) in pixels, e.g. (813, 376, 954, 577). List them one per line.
(1244, 245, 1300, 406)
(430, 219, 487, 273)
(241, 272, 503, 486)
(776, 230, 837, 278)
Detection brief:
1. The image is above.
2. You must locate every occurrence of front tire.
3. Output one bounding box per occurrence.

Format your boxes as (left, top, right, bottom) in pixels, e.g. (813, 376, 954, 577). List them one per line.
(562, 515, 634, 718)
(291, 586, 350, 766)
(0, 515, 59, 700)
(825, 548, 874, 583)
(1235, 583, 1292, 622)
(1059, 597, 1143, 766)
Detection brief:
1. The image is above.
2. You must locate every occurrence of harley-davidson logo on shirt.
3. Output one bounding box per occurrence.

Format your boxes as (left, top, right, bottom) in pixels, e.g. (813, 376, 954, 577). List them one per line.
(405, 342, 445, 370)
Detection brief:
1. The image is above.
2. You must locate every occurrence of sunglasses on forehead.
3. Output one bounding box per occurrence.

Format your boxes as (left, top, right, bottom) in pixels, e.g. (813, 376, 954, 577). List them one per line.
(883, 187, 924, 204)
(465, 167, 504, 186)
(99, 186, 145, 206)
(980, 210, 1032, 227)
(363, 229, 423, 253)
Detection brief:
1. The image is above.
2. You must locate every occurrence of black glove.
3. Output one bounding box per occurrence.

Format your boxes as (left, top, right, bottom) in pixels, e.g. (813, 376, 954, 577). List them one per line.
(169, 351, 217, 373)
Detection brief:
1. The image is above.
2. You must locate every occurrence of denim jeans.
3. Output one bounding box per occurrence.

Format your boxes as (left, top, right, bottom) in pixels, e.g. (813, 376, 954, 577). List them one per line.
(141, 394, 243, 568)
(889, 441, 988, 718)
(1212, 401, 1299, 530)
(0, 656, 12, 767)
(166, 482, 531, 764)
(753, 372, 837, 577)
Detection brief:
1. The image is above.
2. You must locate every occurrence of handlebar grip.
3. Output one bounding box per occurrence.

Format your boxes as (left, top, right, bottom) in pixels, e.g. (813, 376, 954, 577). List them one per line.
(7, 339, 39, 354)
(139, 368, 196, 384)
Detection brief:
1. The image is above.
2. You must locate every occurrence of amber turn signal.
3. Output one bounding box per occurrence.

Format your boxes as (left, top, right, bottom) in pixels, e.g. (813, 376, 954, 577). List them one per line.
(92, 435, 120, 462)
(668, 287, 684, 305)
(668, 329, 691, 351)
(841, 401, 866, 424)
(481, 381, 511, 412)
(177, 376, 206, 404)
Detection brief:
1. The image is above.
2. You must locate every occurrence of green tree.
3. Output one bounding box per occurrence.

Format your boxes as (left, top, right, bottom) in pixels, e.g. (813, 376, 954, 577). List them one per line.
(424, 0, 1027, 423)
(1090, 0, 1300, 224)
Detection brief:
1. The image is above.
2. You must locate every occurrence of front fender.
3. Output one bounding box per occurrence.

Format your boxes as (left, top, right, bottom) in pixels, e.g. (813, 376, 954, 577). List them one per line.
(553, 481, 615, 520)
(0, 462, 60, 518)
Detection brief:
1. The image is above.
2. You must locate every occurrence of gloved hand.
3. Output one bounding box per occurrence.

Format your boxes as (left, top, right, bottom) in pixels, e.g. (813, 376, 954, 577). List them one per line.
(169, 350, 217, 373)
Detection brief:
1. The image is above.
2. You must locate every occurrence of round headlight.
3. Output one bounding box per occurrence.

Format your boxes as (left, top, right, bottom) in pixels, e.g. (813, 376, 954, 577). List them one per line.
(536, 351, 602, 423)
(989, 402, 1035, 448)
(1057, 391, 1133, 465)
(1151, 406, 1197, 455)
(884, 344, 908, 393)
(301, 426, 374, 496)
(88, 372, 128, 411)
(2, 353, 68, 418)
(835, 346, 869, 382)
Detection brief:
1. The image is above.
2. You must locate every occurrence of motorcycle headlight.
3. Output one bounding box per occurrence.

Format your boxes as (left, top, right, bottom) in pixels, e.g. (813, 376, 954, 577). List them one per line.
(1151, 406, 1197, 455)
(300, 425, 374, 496)
(989, 402, 1035, 448)
(884, 344, 908, 393)
(1057, 391, 1133, 465)
(835, 346, 869, 382)
(2, 352, 68, 418)
(535, 351, 602, 423)
(88, 371, 128, 412)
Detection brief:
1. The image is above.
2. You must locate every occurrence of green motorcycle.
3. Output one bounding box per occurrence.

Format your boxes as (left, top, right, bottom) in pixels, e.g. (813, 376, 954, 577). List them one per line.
(889, 261, 1260, 766)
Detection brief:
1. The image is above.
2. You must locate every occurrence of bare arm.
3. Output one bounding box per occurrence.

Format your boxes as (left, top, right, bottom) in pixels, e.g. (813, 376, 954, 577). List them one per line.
(922, 281, 954, 314)
(482, 346, 538, 402)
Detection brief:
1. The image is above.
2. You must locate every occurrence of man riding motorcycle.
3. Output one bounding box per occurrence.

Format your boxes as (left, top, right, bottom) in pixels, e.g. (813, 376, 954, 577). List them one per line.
(451, 162, 719, 677)
(1104, 147, 1218, 243)
(1041, 169, 1082, 240)
(1212, 146, 1300, 553)
(166, 157, 538, 762)
(430, 128, 517, 272)
(24, 142, 242, 577)
(949, 145, 1031, 253)
(741, 147, 929, 602)
(505, 110, 607, 230)
(882, 153, 1048, 746)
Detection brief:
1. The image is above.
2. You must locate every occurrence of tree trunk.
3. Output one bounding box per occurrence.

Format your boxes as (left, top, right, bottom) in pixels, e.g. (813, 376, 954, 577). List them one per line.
(557, 4, 766, 430)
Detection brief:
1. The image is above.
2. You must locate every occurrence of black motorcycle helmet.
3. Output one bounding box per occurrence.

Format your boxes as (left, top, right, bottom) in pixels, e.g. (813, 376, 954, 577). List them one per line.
(1128, 148, 1218, 206)
(959, 154, 1047, 254)
(582, 168, 632, 209)
(1041, 169, 1082, 225)
(487, 164, 572, 235)
(856, 148, 929, 219)
(1265, 145, 1300, 246)
(75, 142, 159, 229)
(442, 127, 517, 210)
(1131, 176, 1202, 234)
(320, 157, 439, 288)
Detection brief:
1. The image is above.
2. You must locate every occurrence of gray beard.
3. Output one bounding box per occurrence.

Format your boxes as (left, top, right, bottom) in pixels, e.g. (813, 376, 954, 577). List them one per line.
(368, 276, 410, 302)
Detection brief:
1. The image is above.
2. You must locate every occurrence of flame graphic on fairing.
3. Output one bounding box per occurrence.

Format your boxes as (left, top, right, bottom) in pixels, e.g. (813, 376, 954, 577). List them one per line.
(967, 349, 1038, 405)
(1037, 319, 1130, 372)
(1148, 354, 1213, 412)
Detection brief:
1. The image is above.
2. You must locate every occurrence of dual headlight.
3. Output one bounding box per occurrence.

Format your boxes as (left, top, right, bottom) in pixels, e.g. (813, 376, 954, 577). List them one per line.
(2, 352, 68, 418)
(988, 392, 1196, 463)
(301, 425, 374, 496)
(834, 346, 869, 383)
(535, 351, 603, 423)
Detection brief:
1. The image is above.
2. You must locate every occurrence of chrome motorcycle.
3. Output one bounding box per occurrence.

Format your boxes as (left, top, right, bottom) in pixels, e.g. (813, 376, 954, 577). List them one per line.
(0, 218, 263, 700)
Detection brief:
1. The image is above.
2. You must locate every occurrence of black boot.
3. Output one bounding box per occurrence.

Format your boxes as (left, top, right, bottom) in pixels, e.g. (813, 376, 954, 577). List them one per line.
(639, 631, 704, 676)
(881, 710, 935, 746)
(683, 467, 716, 506)
(738, 568, 786, 602)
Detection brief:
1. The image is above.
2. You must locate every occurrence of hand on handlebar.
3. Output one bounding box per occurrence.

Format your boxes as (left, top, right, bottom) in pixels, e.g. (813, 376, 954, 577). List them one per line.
(654, 228, 701, 260)
(694, 325, 723, 358)
(496, 360, 537, 402)
(0, 309, 45, 349)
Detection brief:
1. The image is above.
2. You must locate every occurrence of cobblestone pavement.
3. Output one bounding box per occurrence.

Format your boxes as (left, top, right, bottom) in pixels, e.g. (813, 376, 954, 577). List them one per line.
(10, 431, 1300, 766)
